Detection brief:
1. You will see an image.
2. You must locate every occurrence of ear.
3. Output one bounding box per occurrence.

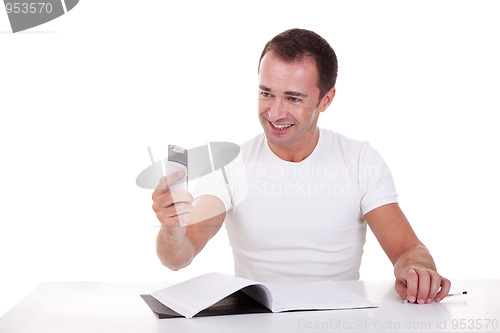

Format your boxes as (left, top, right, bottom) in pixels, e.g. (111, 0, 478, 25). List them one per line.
(318, 87, 336, 113)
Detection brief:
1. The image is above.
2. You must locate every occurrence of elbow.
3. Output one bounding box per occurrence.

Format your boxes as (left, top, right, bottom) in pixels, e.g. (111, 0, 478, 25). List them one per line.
(161, 260, 189, 272)
(156, 249, 193, 271)
(157, 256, 181, 271)
(155, 228, 195, 271)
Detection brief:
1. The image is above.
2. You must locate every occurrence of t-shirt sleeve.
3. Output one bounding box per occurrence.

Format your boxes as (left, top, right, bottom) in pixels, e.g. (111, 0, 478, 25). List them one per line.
(359, 143, 398, 215)
(191, 168, 233, 212)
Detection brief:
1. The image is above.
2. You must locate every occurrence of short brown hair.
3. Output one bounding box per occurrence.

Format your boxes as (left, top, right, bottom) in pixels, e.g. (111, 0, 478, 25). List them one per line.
(258, 28, 338, 99)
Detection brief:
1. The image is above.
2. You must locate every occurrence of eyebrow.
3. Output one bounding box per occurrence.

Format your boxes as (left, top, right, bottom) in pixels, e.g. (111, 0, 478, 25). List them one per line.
(285, 90, 308, 98)
(259, 85, 308, 98)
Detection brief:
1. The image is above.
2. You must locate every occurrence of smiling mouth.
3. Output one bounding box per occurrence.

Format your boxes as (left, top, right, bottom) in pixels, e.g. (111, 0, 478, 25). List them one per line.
(270, 121, 293, 131)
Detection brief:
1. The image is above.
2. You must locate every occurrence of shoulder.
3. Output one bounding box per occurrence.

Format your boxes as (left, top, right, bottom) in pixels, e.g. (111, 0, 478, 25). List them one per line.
(238, 132, 266, 160)
(240, 132, 265, 150)
(319, 128, 368, 155)
(319, 128, 385, 166)
(222, 133, 265, 174)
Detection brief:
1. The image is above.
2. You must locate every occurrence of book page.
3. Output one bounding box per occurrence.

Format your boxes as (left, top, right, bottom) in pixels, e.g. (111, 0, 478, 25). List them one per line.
(265, 280, 377, 312)
(151, 273, 267, 318)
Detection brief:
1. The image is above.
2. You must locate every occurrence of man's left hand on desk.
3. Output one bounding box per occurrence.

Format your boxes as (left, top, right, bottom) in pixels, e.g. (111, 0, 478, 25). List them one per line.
(395, 265, 451, 304)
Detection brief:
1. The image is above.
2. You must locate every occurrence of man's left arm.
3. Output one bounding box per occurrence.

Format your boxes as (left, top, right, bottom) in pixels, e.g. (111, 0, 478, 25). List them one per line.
(364, 203, 451, 304)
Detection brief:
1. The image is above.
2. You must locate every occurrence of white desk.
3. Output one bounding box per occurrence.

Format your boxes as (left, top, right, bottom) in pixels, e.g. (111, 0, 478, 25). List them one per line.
(0, 279, 499, 333)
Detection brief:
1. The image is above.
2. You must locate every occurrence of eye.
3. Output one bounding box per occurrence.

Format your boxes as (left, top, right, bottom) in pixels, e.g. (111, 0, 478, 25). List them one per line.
(288, 97, 301, 103)
(260, 91, 272, 98)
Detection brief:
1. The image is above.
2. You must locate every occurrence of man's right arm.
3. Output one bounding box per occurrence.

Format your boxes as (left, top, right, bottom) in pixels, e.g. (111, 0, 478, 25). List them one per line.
(152, 171, 226, 270)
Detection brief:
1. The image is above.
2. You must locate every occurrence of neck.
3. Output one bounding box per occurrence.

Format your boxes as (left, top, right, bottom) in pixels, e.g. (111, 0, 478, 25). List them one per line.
(268, 127, 320, 162)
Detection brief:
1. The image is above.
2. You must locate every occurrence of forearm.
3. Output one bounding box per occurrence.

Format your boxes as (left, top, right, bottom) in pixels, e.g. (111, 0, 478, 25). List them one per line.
(156, 227, 195, 271)
(393, 243, 436, 277)
(153, 193, 226, 271)
(365, 204, 449, 302)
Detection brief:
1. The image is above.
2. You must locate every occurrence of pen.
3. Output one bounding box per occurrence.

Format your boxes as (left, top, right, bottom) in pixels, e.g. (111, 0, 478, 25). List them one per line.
(402, 291, 467, 303)
(447, 291, 467, 297)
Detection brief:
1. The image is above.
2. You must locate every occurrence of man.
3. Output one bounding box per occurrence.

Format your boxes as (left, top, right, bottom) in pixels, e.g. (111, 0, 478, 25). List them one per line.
(152, 28, 451, 304)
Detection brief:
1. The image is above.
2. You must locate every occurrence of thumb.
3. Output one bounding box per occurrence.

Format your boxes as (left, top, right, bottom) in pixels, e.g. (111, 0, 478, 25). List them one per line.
(165, 169, 186, 190)
(395, 279, 408, 300)
(156, 170, 185, 192)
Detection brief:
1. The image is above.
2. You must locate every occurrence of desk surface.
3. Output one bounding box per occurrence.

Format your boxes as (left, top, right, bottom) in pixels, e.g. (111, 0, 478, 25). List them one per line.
(0, 279, 499, 333)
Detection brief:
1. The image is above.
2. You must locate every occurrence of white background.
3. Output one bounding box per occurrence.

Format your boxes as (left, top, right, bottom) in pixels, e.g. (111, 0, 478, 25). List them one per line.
(1, 0, 499, 317)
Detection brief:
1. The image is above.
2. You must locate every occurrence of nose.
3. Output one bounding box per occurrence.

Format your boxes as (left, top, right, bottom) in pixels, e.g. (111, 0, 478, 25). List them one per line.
(267, 98, 288, 122)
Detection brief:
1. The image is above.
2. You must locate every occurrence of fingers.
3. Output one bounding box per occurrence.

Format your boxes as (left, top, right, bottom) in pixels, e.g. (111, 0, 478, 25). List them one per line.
(398, 267, 418, 303)
(152, 171, 193, 228)
(427, 270, 443, 301)
(157, 202, 193, 218)
(153, 189, 194, 212)
(434, 277, 451, 303)
(157, 209, 193, 228)
(154, 198, 194, 228)
(414, 267, 431, 304)
(397, 267, 451, 304)
(153, 170, 186, 197)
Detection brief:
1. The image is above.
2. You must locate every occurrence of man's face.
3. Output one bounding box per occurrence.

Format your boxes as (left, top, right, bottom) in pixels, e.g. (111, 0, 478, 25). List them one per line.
(258, 52, 328, 156)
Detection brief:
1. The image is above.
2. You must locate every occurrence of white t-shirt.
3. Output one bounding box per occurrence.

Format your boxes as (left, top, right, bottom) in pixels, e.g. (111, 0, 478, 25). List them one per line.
(193, 128, 398, 282)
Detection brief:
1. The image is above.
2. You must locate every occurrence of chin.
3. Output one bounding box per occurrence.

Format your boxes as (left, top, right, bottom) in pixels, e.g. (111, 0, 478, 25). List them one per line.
(264, 132, 293, 148)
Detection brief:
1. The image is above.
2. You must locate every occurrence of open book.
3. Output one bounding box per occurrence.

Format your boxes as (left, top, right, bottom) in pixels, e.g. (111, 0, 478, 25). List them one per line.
(141, 273, 377, 319)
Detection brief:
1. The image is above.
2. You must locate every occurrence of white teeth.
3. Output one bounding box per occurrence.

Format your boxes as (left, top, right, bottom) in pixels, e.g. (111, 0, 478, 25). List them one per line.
(272, 123, 292, 130)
